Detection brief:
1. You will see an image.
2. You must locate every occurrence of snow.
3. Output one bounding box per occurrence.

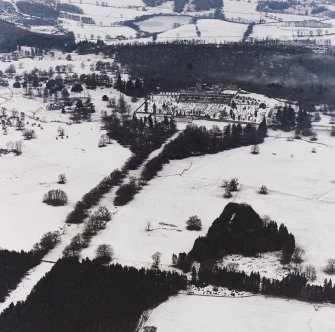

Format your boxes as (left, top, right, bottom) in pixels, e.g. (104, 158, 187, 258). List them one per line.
(146, 294, 335, 332)
(80, 116, 335, 284)
(156, 19, 248, 42)
(135, 15, 192, 33)
(0, 54, 132, 251)
(0, 223, 83, 312)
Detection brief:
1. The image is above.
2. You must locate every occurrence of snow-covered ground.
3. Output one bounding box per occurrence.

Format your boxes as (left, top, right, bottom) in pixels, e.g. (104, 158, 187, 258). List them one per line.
(80, 115, 335, 284)
(0, 53, 133, 251)
(0, 90, 130, 251)
(145, 294, 335, 332)
(135, 15, 191, 33)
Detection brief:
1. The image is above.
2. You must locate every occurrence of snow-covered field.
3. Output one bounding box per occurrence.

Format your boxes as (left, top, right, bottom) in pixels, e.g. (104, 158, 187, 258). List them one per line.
(0, 53, 133, 251)
(81, 116, 335, 284)
(135, 15, 191, 33)
(0, 89, 130, 251)
(145, 294, 335, 332)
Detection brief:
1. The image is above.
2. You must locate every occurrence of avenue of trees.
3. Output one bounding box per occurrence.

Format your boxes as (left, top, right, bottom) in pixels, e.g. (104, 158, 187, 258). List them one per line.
(141, 120, 267, 182)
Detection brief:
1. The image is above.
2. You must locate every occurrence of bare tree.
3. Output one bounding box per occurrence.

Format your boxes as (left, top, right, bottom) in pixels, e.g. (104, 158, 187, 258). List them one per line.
(325, 258, 335, 274)
(224, 187, 232, 198)
(58, 126, 65, 137)
(96, 244, 114, 263)
(151, 251, 161, 269)
(58, 173, 67, 184)
(259, 185, 268, 194)
(23, 129, 35, 140)
(43, 189, 68, 206)
(292, 246, 305, 264)
(304, 264, 317, 281)
(186, 215, 202, 231)
(229, 178, 239, 192)
(251, 145, 260, 154)
(98, 134, 108, 147)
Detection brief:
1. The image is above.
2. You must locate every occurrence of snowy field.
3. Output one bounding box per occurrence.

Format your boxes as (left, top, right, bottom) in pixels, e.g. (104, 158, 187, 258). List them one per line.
(157, 19, 248, 42)
(81, 117, 335, 284)
(0, 88, 131, 251)
(145, 294, 335, 332)
(0, 53, 134, 251)
(135, 15, 191, 33)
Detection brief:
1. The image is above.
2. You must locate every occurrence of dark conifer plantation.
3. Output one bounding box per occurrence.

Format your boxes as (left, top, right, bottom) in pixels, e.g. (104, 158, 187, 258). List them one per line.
(174, 203, 295, 272)
(0, 250, 43, 303)
(0, 258, 187, 332)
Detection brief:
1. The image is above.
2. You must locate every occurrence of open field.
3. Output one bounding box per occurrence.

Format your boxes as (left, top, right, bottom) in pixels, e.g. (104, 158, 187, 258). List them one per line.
(145, 294, 335, 332)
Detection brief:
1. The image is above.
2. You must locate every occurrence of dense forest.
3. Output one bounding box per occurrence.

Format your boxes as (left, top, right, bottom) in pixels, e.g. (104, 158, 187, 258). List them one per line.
(102, 42, 335, 105)
(0, 20, 75, 52)
(0, 250, 43, 303)
(195, 265, 335, 304)
(174, 203, 295, 271)
(0, 258, 187, 332)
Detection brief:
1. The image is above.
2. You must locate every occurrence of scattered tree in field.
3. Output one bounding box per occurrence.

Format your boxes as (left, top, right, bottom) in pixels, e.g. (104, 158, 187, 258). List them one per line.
(23, 129, 35, 140)
(5, 64, 16, 74)
(144, 327, 157, 332)
(58, 173, 67, 184)
(304, 264, 317, 281)
(311, 147, 317, 153)
(251, 144, 260, 154)
(7, 141, 22, 155)
(151, 251, 161, 269)
(223, 187, 232, 198)
(259, 185, 268, 195)
(186, 215, 202, 231)
(292, 245, 305, 264)
(96, 244, 113, 263)
(98, 134, 108, 147)
(229, 178, 239, 192)
(43, 189, 68, 206)
(325, 258, 335, 274)
(58, 126, 65, 137)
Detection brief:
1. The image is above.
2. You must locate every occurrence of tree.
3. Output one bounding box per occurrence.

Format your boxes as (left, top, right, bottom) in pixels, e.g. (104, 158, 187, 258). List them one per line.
(325, 259, 335, 274)
(96, 244, 113, 263)
(71, 83, 83, 93)
(304, 264, 317, 281)
(151, 251, 161, 269)
(5, 64, 16, 74)
(259, 185, 268, 195)
(229, 178, 239, 192)
(23, 129, 35, 140)
(223, 187, 232, 198)
(43, 189, 68, 206)
(58, 173, 67, 184)
(251, 145, 260, 154)
(292, 246, 305, 264)
(39, 231, 60, 252)
(94, 206, 111, 225)
(186, 215, 202, 231)
(98, 134, 108, 147)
